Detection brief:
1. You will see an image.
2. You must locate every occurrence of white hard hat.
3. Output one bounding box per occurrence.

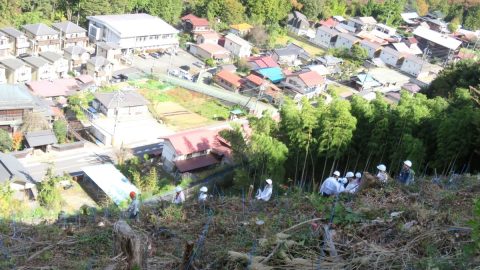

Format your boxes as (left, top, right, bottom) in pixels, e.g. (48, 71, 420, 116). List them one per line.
(200, 186, 208, 192)
(266, 179, 272, 185)
(333, 171, 340, 176)
(404, 160, 412, 167)
(175, 186, 183, 192)
(345, 172, 354, 178)
(355, 172, 362, 178)
(377, 164, 386, 171)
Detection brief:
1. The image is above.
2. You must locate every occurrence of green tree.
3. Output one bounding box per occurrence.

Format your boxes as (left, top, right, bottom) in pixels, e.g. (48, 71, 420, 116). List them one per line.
(427, 60, 480, 98)
(146, 0, 183, 24)
(416, 0, 429, 16)
(299, 0, 324, 19)
(142, 167, 158, 193)
(464, 6, 480, 30)
(53, 119, 68, 144)
(323, 0, 347, 18)
(247, 0, 291, 25)
(37, 167, 62, 209)
(206, 0, 245, 24)
(350, 44, 368, 63)
(0, 129, 13, 152)
(205, 58, 215, 67)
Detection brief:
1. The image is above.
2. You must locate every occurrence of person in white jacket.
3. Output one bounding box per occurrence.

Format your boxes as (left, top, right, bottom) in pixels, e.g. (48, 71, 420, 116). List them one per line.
(256, 179, 273, 201)
(346, 172, 361, 193)
(376, 164, 388, 183)
(172, 186, 185, 204)
(127, 191, 140, 220)
(319, 171, 345, 197)
(198, 186, 208, 202)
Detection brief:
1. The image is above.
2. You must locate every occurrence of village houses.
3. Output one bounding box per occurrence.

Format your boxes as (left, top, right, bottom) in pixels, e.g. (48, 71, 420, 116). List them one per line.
(52, 21, 88, 49)
(22, 23, 61, 54)
(223, 33, 252, 58)
(1, 27, 30, 56)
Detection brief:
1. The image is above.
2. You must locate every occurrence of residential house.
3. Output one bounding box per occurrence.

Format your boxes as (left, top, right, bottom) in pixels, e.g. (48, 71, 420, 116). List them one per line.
(214, 70, 242, 92)
(319, 18, 339, 28)
(345, 17, 377, 32)
(181, 14, 210, 36)
(0, 153, 36, 200)
(312, 26, 340, 49)
(315, 55, 343, 73)
(379, 47, 405, 67)
(26, 78, 81, 99)
(0, 32, 10, 58)
(287, 11, 311, 36)
(353, 74, 382, 91)
(360, 39, 382, 59)
(161, 128, 232, 172)
(413, 26, 462, 60)
(282, 70, 326, 100)
(253, 67, 285, 83)
(247, 55, 279, 70)
(335, 32, 360, 49)
(22, 56, 55, 81)
(88, 13, 179, 54)
(24, 130, 58, 151)
(401, 12, 420, 25)
(91, 91, 149, 118)
(0, 84, 51, 133)
(223, 33, 252, 58)
(189, 43, 231, 62)
(86, 56, 113, 84)
(0, 27, 30, 56)
(96, 42, 121, 64)
(39, 51, 68, 78)
(243, 74, 282, 104)
(197, 31, 220, 45)
(229, 23, 253, 37)
(306, 64, 330, 76)
(0, 58, 32, 83)
(52, 21, 88, 49)
(400, 55, 428, 77)
(64, 45, 90, 72)
(22, 23, 61, 54)
(374, 23, 396, 37)
(272, 43, 311, 66)
(424, 17, 448, 33)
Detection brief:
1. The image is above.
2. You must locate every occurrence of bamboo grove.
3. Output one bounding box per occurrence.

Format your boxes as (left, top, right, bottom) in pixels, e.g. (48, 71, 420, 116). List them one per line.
(222, 87, 480, 191)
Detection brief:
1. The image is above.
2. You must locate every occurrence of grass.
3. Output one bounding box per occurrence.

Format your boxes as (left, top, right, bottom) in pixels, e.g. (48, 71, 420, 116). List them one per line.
(327, 83, 355, 96)
(275, 34, 325, 56)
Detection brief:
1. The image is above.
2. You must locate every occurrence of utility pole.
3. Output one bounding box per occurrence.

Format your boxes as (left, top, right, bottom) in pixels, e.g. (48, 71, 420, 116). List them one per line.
(110, 89, 125, 146)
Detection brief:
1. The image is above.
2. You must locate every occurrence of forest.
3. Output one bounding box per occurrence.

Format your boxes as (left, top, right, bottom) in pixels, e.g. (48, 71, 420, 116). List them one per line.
(1, 0, 480, 31)
(221, 60, 480, 190)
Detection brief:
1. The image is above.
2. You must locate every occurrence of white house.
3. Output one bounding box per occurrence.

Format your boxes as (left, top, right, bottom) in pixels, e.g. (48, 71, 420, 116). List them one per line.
(39, 51, 69, 78)
(223, 33, 252, 58)
(379, 47, 405, 67)
(22, 56, 54, 81)
(0, 153, 37, 200)
(0, 33, 10, 58)
(87, 13, 179, 54)
(86, 56, 113, 84)
(283, 70, 326, 100)
(346, 16, 377, 32)
(312, 26, 339, 49)
(91, 91, 149, 118)
(0, 27, 30, 56)
(335, 33, 360, 49)
(359, 39, 382, 59)
(52, 21, 88, 49)
(64, 45, 90, 72)
(0, 58, 32, 83)
(400, 55, 425, 77)
(22, 23, 61, 54)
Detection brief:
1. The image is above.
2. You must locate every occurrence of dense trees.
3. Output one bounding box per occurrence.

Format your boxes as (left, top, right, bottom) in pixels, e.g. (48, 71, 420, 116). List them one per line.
(225, 85, 480, 190)
(427, 60, 480, 98)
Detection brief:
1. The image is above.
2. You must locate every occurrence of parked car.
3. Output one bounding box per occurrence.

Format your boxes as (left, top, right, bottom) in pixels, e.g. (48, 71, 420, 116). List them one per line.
(119, 74, 128, 81)
(111, 75, 121, 83)
(150, 52, 160, 59)
(179, 65, 190, 71)
(139, 53, 148, 59)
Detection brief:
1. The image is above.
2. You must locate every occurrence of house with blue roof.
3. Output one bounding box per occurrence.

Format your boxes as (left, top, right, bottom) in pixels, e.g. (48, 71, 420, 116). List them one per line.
(253, 67, 284, 84)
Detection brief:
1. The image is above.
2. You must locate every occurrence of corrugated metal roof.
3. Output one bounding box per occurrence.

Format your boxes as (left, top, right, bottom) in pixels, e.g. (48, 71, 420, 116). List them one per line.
(94, 91, 148, 109)
(25, 130, 58, 147)
(22, 23, 58, 36)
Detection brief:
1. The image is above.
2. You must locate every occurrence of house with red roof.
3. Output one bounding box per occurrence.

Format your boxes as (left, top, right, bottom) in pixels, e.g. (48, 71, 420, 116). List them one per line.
(161, 128, 232, 172)
(243, 74, 282, 105)
(282, 70, 326, 100)
(247, 56, 279, 70)
(189, 43, 231, 62)
(214, 70, 243, 92)
(181, 14, 211, 36)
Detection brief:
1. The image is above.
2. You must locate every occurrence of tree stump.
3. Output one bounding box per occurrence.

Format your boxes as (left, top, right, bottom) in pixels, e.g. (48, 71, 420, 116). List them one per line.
(182, 241, 194, 270)
(113, 220, 148, 270)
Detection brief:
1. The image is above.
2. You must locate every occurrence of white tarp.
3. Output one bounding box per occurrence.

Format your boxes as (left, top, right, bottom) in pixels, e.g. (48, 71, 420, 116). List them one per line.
(82, 164, 139, 205)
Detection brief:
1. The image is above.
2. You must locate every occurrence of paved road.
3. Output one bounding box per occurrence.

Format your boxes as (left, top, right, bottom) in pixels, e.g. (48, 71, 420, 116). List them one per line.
(157, 73, 278, 117)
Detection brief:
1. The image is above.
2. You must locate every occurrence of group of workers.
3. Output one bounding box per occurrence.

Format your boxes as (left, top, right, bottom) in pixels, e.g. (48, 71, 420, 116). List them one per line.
(127, 160, 415, 218)
(320, 160, 415, 197)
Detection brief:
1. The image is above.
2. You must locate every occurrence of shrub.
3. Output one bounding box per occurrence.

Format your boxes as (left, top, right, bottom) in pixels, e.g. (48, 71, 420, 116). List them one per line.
(37, 167, 63, 210)
(0, 129, 12, 151)
(53, 119, 68, 144)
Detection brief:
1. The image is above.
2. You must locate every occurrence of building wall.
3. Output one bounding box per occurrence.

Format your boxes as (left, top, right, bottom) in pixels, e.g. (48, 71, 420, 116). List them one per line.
(400, 59, 422, 77)
(360, 44, 378, 59)
(224, 39, 251, 58)
(335, 36, 354, 49)
(312, 30, 334, 48)
(161, 141, 177, 171)
(86, 63, 113, 84)
(7, 66, 32, 84)
(215, 76, 239, 92)
(0, 69, 6, 84)
(380, 51, 401, 67)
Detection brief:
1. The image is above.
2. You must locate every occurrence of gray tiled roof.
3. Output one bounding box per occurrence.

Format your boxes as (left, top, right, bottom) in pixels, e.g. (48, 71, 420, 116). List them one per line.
(22, 56, 49, 68)
(0, 58, 27, 70)
(88, 56, 111, 67)
(0, 153, 34, 184)
(94, 91, 148, 109)
(0, 27, 25, 38)
(317, 26, 340, 36)
(0, 84, 35, 110)
(64, 45, 87, 55)
(25, 130, 58, 148)
(22, 23, 58, 36)
(39, 51, 63, 63)
(274, 43, 310, 58)
(52, 21, 86, 34)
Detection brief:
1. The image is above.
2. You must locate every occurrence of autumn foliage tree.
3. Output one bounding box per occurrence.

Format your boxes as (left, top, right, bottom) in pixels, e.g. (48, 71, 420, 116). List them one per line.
(12, 132, 23, 151)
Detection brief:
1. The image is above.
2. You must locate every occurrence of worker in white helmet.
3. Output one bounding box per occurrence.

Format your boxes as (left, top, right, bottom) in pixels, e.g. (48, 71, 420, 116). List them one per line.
(398, 160, 415, 185)
(376, 164, 388, 183)
(198, 186, 208, 202)
(256, 179, 273, 201)
(319, 171, 345, 197)
(172, 186, 185, 204)
(345, 172, 361, 193)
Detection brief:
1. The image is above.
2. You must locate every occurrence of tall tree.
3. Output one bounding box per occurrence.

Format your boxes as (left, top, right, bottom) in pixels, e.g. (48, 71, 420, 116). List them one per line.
(464, 6, 480, 30)
(299, 0, 324, 19)
(53, 119, 68, 144)
(416, 0, 429, 16)
(247, 0, 291, 25)
(0, 129, 13, 152)
(146, 0, 183, 24)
